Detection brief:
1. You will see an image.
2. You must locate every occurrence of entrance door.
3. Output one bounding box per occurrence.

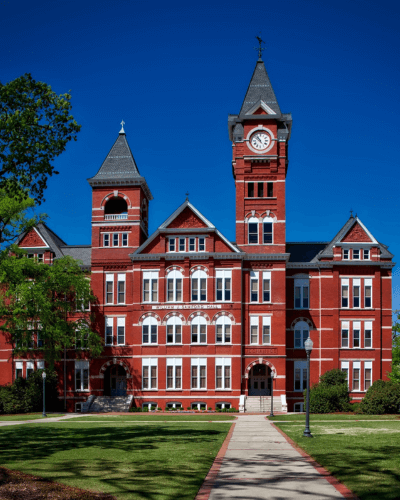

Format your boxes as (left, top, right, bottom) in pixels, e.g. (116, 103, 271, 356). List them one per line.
(110, 365, 127, 396)
(248, 364, 271, 396)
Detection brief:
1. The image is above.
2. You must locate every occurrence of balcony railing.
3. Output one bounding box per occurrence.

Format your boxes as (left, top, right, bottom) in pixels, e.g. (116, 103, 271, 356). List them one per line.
(104, 214, 128, 220)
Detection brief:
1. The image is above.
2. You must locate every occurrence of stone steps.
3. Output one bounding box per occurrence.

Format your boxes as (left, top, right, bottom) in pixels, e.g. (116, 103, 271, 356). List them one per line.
(245, 396, 283, 413)
(83, 395, 133, 413)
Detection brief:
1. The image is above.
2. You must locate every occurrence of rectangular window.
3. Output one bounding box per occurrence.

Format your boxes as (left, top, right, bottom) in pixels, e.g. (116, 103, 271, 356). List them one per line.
(250, 271, 258, 302)
(37, 254, 44, 263)
(294, 361, 307, 391)
(191, 359, 206, 389)
(267, 182, 273, 198)
(341, 322, 349, 348)
(117, 274, 125, 304)
(167, 323, 182, 344)
(341, 279, 349, 308)
(250, 317, 258, 344)
(75, 361, 89, 391)
(216, 270, 231, 301)
(262, 316, 271, 344)
(189, 238, 195, 252)
(257, 182, 264, 197)
(263, 271, 271, 302)
(248, 182, 254, 197)
(364, 361, 372, 391)
(117, 317, 125, 345)
(248, 222, 258, 244)
(26, 361, 33, 377)
(122, 233, 128, 246)
(216, 358, 231, 389)
(167, 278, 182, 302)
(104, 234, 110, 247)
(106, 274, 113, 304)
(364, 279, 372, 308)
(353, 279, 360, 308)
(353, 249, 360, 260)
(216, 322, 231, 343)
(179, 238, 185, 252)
(143, 271, 158, 302)
(294, 279, 309, 309)
(113, 233, 119, 246)
(191, 324, 206, 343)
(263, 222, 273, 244)
(353, 362, 360, 391)
(343, 248, 349, 260)
(15, 361, 23, 379)
(169, 238, 175, 252)
(142, 323, 157, 344)
(198, 237, 205, 252)
(353, 321, 361, 348)
(166, 358, 182, 389)
(363, 249, 370, 260)
(191, 277, 207, 302)
(105, 317, 113, 345)
(341, 361, 349, 386)
(142, 358, 157, 389)
(364, 321, 372, 348)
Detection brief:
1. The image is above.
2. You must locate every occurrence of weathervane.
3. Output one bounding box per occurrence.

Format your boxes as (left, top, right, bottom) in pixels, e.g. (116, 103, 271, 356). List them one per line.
(185, 191, 189, 201)
(254, 34, 265, 59)
(119, 120, 125, 134)
(350, 209, 353, 218)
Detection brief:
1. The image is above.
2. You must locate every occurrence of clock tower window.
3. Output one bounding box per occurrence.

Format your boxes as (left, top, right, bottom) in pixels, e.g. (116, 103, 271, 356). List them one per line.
(248, 217, 259, 244)
(267, 182, 274, 198)
(248, 183, 254, 198)
(257, 183, 264, 198)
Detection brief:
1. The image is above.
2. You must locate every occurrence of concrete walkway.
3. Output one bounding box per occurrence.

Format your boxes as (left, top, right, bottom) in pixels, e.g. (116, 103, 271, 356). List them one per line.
(207, 415, 346, 500)
(0, 414, 84, 426)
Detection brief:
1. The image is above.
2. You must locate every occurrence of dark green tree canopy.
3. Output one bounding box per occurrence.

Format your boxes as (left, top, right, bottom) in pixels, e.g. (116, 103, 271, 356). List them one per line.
(0, 73, 81, 204)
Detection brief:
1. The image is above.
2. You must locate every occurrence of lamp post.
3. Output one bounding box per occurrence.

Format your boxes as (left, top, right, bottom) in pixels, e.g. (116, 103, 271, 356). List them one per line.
(42, 371, 47, 418)
(303, 337, 313, 438)
(269, 370, 274, 417)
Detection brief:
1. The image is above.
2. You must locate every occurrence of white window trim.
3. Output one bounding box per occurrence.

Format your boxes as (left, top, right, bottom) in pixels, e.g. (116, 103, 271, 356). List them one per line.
(166, 358, 182, 390)
(215, 358, 231, 390)
(117, 274, 126, 305)
(143, 271, 159, 303)
(106, 273, 114, 305)
(215, 316, 232, 344)
(191, 358, 207, 390)
(75, 360, 89, 392)
(191, 316, 207, 344)
(117, 317, 125, 345)
(105, 317, 113, 346)
(142, 358, 158, 390)
(166, 317, 183, 344)
(142, 316, 158, 345)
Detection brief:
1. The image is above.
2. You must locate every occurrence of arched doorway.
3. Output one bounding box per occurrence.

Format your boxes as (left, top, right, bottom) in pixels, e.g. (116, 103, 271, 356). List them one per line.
(104, 365, 127, 396)
(248, 364, 272, 396)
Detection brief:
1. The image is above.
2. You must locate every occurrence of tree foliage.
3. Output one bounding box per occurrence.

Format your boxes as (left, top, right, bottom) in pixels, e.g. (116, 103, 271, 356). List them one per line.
(0, 73, 81, 204)
(360, 379, 400, 414)
(0, 250, 102, 369)
(388, 310, 400, 383)
(307, 368, 350, 413)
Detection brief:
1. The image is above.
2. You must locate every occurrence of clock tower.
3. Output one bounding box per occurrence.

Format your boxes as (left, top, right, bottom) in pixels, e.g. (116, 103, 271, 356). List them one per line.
(228, 55, 292, 253)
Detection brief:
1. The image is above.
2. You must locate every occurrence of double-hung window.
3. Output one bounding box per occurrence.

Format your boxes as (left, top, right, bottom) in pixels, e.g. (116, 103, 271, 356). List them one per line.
(191, 358, 206, 389)
(353, 321, 361, 348)
(143, 271, 158, 303)
(364, 321, 372, 348)
(166, 358, 182, 389)
(250, 271, 258, 302)
(191, 316, 207, 344)
(248, 217, 258, 244)
(117, 317, 125, 345)
(363, 249, 370, 260)
(364, 279, 372, 308)
(105, 317, 113, 345)
(142, 358, 157, 389)
(341, 361, 349, 386)
(75, 360, 89, 391)
(341, 279, 349, 308)
(364, 361, 372, 390)
(189, 238, 196, 252)
(198, 237, 205, 252)
(353, 279, 360, 308)
(352, 361, 360, 391)
(121, 233, 128, 246)
(294, 278, 309, 309)
(262, 316, 271, 344)
(216, 316, 231, 343)
(117, 274, 125, 304)
(104, 234, 110, 247)
(341, 321, 349, 348)
(113, 233, 119, 246)
(343, 248, 349, 260)
(263, 271, 271, 302)
(142, 316, 158, 344)
(294, 321, 309, 348)
(215, 358, 231, 389)
(250, 316, 258, 344)
(167, 270, 183, 302)
(106, 274, 113, 304)
(26, 361, 34, 378)
(166, 317, 182, 344)
(169, 238, 175, 252)
(179, 238, 185, 252)
(294, 361, 307, 391)
(216, 270, 231, 301)
(263, 217, 273, 244)
(353, 249, 360, 260)
(15, 361, 23, 379)
(191, 270, 207, 301)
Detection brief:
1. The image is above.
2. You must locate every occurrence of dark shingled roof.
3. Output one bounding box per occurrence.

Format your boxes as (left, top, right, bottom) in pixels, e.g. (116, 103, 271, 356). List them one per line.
(286, 243, 328, 263)
(239, 59, 281, 116)
(60, 245, 92, 267)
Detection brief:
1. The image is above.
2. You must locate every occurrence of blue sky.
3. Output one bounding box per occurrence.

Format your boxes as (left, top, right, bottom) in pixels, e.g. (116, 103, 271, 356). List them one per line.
(2, 0, 400, 308)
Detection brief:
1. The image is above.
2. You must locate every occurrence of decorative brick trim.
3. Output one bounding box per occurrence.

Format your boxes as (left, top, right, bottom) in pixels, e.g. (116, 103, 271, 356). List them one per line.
(162, 312, 186, 325)
(211, 311, 236, 325)
(290, 317, 314, 330)
(99, 359, 132, 379)
(244, 359, 277, 379)
(138, 312, 161, 325)
(190, 265, 209, 275)
(187, 311, 211, 324)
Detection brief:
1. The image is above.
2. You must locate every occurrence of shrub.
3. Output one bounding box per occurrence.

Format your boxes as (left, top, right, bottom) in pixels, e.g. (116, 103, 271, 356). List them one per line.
(307, 369, 350, 414)
(360, 380, 400, 414)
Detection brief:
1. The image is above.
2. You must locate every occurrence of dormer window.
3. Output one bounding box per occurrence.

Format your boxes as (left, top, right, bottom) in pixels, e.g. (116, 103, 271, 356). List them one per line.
(353, 249, 360, 260)
(343, 249, 349, 260)
(167, 236, 207, 253)
(363, 249, 370, 260)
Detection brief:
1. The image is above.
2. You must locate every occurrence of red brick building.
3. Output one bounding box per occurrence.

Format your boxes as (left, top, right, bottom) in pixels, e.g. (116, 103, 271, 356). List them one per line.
(1, 56, 394, 412)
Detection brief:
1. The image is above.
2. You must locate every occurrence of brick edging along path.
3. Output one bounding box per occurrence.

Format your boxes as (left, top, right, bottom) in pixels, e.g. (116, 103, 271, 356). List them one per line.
(194, 422, 236, 500)
(271, 421, 359, 500)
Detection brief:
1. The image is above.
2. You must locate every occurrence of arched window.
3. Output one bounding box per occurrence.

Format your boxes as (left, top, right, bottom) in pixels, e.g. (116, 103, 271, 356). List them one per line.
(248, 217, 259, 244)
(216, 316, 231, 344)
(294, 320, 309, 349)
(104, 197, 128, 215)
(191, 270, 207, 302)
(166, 316, 182, 344)
(167, 270, 183, 302)
(263, 216, 274, 244)
(142, 316, 158, 344)
(191, 316, 207, 344)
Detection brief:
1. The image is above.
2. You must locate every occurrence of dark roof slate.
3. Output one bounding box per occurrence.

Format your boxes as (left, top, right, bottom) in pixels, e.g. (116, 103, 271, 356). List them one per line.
(286, 243, 328, 263)
(239, 59, 281, 116)
(60, 245, 92, 267)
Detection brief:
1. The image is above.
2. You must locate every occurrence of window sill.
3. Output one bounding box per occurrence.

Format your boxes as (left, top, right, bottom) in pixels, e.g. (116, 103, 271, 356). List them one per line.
(76, 390, 90, 392)
(215, 389, 232, 391)
(166, 389, 183, 391)
(190, 389, 208, 391)
(142, 389, 158, 391)
(142, 344, 159, 347)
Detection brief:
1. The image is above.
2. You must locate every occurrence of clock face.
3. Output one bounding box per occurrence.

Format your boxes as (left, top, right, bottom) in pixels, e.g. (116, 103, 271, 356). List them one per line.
(250, 132, 270, 151)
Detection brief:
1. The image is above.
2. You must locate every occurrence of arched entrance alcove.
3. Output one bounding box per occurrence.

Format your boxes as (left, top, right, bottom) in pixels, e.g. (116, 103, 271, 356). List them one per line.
(104, 365, 127, 396)
(248, 364, 272, 396)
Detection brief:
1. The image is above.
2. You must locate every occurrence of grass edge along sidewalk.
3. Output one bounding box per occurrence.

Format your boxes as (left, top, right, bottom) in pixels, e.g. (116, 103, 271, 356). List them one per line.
(270, 414, 400, 500)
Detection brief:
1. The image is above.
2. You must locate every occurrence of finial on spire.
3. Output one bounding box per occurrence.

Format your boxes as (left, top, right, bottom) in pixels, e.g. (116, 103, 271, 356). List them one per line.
(254, 34, 265, 60)
(350, 209, 354, 218)
(185, 191, 189, 201)
(119, 120, 125, 134)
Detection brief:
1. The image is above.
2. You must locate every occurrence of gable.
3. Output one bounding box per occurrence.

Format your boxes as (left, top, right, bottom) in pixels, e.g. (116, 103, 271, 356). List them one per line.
(167, 207, 208, 229)
(214, 234, 235, 253)
(140, 235, 163, 254)
(341, 222, 372, 243)
(19, 228, 49, 248)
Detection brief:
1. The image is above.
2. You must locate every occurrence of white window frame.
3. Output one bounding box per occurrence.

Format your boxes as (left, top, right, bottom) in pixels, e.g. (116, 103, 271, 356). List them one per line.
(215, 316, 231, 344)
(294, 278, 309, 309)
(343, 248, 349, 260)
(142, 316, 158, 345)
(143, 271, 158, 303)
(364, 321, 372, 348)
(364, 361, 372, 391)
(113, 233, 119, 247)
(15, 361, 23, 379)
(166, 358, 182, 390)
(166, 316, 182, 344)
(191, 269, 207, 302)
(117, 274, 126, 304)
(353, 321, 361, 348)
(363, 249, 370, 260)
(37, 360, 45, 370)
(364, 278, 372, 308)
(250, 271, 259, 302)
(191, 316, 207, 344)
(352, 248, 360, 260)
(188, 237, 196, 252)
(166, 269, 183, 302)
(105, 274, 114, 304)
(262, 316, 271, 345)
(142, 358, 157, 390)
(262, 216, 274, 244)
(353, 278, 361, 308)
(262, 271, 271, 302)
(248, 216, 259, 244)
(341, 279, 349, 308)
(104, 234, 110, 247)
(198, 237, 205, 252)
(75, 360, 89, 391)
(341, 321, 349, 348)
(341, 361, 349, 387)
(191, 358, 207, 389)
(26, 361, 34, 378)
(105, 317, 113, 345)
(294, 360, 307, 391)
(117, 317, 125, 345)
(169, 238, 176, 252)
(121, 233, 128, 247)
(250, 316, 258, 344)
(216, 270, 231, 302)
(352, 361, 360, 391)
(294, 321, 309, 349)
(215, 358, 231, 390)
(178, 237, 186, 252)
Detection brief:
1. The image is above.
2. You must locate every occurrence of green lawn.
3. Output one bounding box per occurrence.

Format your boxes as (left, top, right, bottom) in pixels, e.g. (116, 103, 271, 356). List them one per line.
(271, 414, 400, 500)
(73, 414, 236, 422)
(0, 421, 232, 499)
(0, 413, 64, 421)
